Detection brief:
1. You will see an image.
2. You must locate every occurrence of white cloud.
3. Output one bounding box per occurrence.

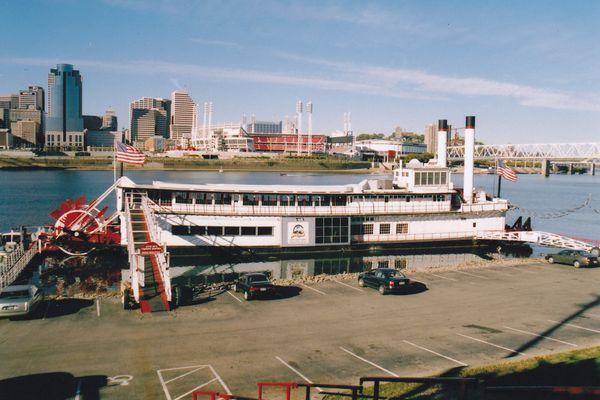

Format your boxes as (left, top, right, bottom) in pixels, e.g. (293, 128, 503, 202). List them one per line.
(189, 38, 243, 48)
(274, 53, 600, 112)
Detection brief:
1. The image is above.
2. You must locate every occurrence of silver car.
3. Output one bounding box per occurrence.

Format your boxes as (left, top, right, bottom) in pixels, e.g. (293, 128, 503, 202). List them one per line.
(0, 285, 43, 318)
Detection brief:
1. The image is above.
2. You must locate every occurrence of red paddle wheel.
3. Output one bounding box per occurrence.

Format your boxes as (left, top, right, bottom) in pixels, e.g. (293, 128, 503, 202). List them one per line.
(43, 194, 121, 256)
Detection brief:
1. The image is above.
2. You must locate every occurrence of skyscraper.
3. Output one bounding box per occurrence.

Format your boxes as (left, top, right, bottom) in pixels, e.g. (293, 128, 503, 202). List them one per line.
(102, 108, 118, 130)
(18, 85, 44, 110)
(169, 90, 195, 141)
(130, 97, 171, 142)
(424, 123, 437, 154)
(46, 64, 84, 145)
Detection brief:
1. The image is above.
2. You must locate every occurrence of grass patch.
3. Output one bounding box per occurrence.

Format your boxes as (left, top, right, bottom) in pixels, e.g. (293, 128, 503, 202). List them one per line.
(324, 346, 600, 400)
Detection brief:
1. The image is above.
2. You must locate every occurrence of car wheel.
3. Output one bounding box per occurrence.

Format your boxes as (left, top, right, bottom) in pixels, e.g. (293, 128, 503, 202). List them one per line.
(547, 257, 554, 264)
(574, 260, 581, 268)
(243, 291, 251, 301)
(358, 278, 365, 287)
(378, 285, 387, 295)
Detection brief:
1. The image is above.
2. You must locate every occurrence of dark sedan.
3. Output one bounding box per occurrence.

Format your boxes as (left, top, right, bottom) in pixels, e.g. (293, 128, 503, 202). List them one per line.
(232, 273, 276, 300)
(358, 268, 411, 295)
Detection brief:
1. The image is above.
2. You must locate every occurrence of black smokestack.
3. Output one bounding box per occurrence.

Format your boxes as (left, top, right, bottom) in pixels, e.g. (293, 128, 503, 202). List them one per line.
(438, 119, 448, 131)
(466, 116, 475, 129)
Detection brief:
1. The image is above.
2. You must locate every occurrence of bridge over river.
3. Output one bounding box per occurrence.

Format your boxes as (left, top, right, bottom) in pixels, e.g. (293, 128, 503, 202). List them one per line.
(447, 142, 600, 176)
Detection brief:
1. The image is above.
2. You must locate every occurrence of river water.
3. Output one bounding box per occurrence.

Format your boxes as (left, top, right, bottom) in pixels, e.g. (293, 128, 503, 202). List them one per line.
(1, 170, 599, 290)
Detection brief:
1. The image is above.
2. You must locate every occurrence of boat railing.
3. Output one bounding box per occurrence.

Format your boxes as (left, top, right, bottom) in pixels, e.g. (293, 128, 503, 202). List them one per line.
(144, 201, 495, 216)
(0, 240, 40, 291)
(124, 195, 142, 302)
(353, 231, 476, 243)
(141, 196, 171, 302)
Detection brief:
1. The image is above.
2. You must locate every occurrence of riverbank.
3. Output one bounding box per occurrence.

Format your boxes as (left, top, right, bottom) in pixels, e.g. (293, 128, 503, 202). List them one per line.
(0, 156, 372, 172)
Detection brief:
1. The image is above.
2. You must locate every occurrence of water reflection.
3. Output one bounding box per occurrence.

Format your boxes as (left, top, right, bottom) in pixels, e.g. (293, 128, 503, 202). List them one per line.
(169, 246, 531, 286)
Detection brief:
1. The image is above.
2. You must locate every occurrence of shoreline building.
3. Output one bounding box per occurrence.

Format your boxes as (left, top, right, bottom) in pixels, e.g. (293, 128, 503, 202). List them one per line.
(130, 97, 171, 146)
(102, 108, 118, 130)
(45, 64, 84, 150)
(170, 90, 194, 142)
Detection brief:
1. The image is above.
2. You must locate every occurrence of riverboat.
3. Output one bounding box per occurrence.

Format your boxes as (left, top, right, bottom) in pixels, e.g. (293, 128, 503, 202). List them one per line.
(116, 118, 508, 255)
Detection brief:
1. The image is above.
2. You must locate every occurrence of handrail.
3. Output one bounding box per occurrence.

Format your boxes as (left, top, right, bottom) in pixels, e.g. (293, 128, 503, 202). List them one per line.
(124, 195, 141, 302)
(0, 241, 39, 291)
(359, 377, 478, 400)
(141, 195, 171, 302)
(147, 201, 507, 217)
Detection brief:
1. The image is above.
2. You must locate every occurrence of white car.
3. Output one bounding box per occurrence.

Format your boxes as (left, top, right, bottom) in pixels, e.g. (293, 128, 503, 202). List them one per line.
(0, 285, 43, 318)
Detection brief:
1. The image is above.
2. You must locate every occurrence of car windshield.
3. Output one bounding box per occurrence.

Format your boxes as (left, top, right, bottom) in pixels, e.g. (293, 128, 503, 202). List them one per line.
(0, 290, 29, 299)
(248, 274, 269, 283)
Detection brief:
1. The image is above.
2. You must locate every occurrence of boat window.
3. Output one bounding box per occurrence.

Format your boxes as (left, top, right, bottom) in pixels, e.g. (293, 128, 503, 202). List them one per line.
(396, 223, 409, 234)
(261, 194, 277, 206)
(257, 227, 273, 236)
(191, 192, 212, 205)
(316, 217, 349, 244)
(379, 224, 391, 234)
(362, 223, 374, 235)
(207, 226, 223, 235)
(172, 225, 191, 235)
(190, 226, 207, 235)
(332, 195, 346, 206)
(378, 260, 389, 269)
(214, 192, 232, 205)
(297, 195, 312, 207)
(241, 226, 257, 235)
(224, 226, 240, 235)
(174, 191, 193, 204)
(242, 194, 259, 206)
(277, 194, 296, 206)
(395, 259, 407, 269)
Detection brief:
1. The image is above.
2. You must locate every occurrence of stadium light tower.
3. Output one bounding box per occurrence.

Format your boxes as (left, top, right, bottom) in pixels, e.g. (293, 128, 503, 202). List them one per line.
(296, 100, 303, 155)
(306, 101, 313, 155)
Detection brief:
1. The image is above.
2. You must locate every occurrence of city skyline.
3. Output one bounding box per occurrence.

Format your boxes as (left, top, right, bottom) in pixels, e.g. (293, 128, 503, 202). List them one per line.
(1, 1, 600, 143)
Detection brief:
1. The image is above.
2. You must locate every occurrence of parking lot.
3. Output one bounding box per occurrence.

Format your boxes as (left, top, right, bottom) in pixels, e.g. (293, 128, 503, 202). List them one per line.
(1, 259, 600, 399)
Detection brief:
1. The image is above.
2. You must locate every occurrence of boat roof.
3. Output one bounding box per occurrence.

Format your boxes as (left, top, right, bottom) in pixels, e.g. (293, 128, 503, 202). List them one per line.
(118, 177, 454, 195)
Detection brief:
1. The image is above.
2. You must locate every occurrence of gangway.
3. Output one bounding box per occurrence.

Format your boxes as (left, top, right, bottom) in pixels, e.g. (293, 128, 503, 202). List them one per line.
(124, 193, 171, 312)
(476, 230, 600, 253)
(0, 240, 41, 291)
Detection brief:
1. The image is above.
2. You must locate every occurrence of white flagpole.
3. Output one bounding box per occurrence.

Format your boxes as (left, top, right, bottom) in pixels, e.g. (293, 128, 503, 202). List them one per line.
(113, 139, 117, 183)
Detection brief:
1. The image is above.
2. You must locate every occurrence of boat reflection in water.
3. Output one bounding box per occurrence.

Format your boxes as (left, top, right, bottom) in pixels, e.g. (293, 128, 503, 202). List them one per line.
(169, 246, 532, 286)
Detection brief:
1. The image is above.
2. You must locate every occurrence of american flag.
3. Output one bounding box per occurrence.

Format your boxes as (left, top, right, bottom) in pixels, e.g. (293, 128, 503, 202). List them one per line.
(497, 159, 518, 182)
(115, 142, 145, 165)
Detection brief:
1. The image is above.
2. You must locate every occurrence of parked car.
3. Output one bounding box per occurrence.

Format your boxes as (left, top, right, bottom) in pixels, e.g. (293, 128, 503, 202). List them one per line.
(0, 285, 43, 318)
(545, 250, 598, 268)
(232, 273, 276, 300)
(358, 268, 411, 295)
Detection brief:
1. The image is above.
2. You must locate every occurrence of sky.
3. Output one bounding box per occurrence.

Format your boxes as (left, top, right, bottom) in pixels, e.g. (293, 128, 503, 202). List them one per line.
(1, 0, 600, 143)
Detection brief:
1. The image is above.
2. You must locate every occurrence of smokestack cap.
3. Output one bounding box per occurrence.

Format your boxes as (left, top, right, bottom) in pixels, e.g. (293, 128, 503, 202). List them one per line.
(438, 119, 448, 131)
(466, 116, 475, 129)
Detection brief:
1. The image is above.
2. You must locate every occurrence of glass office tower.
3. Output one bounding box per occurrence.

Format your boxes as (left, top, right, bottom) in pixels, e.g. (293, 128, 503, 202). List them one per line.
(46, 63, 83, 140)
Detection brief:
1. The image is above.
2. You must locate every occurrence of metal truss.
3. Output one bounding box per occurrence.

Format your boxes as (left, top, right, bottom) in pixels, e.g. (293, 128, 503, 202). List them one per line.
(476, 230, 597, 252)
(447, 142, 600, 161)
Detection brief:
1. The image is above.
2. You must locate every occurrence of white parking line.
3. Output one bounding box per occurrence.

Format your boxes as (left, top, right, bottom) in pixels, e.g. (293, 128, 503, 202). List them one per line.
(300, 283, 327, 295)
(275, 356, 323, 392)
(208, 365, 231, 395)
(453, 270, 490, 280)
(226, 290, 243, 303)
(334, 280, 364, 292)
(164, 366, 207, 384)
(339, 347, 399, 377)
(174, 378, 218, 400)
(482, 268, 513, 277)
(96, 298, 100, 317)
(548, 320, 600, 334)
(503, 326, 578, 347)
(456, 333, 527, 356)
(402, 340, 467, 366)
(427, 273, 457, 282)
(157, 364, 231, 400)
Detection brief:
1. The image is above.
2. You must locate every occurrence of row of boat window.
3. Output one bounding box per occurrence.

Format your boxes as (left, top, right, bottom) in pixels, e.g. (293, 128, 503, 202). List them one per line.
(351, 223, 409, 235)
(145, 190, 446, 206)
(171, 225, 274, 236)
